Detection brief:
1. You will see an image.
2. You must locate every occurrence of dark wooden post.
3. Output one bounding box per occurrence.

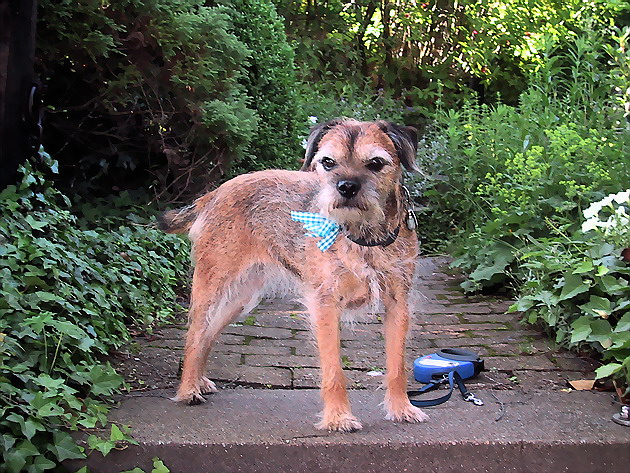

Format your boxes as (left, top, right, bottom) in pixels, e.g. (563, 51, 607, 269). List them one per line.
(0, 0, 39, 190)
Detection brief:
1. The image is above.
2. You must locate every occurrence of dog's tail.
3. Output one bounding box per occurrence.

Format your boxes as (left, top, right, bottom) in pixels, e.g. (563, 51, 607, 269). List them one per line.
(158, 204, 198, 234)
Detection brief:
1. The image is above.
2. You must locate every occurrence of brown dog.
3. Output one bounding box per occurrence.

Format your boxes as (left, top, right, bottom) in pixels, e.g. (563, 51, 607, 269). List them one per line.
(159, 118, 427, 432)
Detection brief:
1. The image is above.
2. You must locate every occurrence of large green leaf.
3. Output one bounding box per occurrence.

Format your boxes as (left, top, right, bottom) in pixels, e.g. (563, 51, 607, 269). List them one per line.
(595, 363, 623, 379)
(579, 295, 613, 318)
(558, 273, 590, 301)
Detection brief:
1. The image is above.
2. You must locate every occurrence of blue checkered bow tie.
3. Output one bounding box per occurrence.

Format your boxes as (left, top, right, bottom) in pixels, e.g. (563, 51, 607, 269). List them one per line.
(290, 211, 340, 252)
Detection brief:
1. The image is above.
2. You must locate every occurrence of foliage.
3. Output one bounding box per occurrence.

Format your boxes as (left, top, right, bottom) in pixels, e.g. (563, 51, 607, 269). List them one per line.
(37, 0, 302, 200)
(0, 149, 189, 472)
(226, 0, 307, 175)
(274, 0, 628, 109)
(414, 28, 630, 386)
(299, 80, 407, 124)
(509, 234, 630, 387)
(416, 29, 630, 290)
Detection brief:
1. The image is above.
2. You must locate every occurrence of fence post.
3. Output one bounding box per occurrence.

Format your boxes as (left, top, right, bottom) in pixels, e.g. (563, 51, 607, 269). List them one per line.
(0, 0, 39, 190)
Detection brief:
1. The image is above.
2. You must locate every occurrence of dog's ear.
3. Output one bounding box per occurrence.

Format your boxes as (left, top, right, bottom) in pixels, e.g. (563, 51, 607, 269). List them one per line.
(301, 118, 343, 171)
(378, 121, 420, 173)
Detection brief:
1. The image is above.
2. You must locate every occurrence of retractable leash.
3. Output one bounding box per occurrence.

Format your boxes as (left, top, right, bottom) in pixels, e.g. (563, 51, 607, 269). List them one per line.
(408, 349, 485, 407)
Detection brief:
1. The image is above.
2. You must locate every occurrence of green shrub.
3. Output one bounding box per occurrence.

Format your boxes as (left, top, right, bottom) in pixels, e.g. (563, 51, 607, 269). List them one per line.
(298, 80, 407, 125)
(226, 0, 306, 174)
(0, 149, 189, 472)
(38, 0, 302, 198)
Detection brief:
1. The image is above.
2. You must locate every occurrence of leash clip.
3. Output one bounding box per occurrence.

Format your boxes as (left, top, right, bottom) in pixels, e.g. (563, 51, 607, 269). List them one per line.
(463, 392, 484, 406)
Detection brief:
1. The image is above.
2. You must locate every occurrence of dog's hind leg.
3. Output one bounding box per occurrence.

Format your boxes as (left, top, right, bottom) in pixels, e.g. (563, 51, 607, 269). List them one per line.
(173, 264, 264, 404)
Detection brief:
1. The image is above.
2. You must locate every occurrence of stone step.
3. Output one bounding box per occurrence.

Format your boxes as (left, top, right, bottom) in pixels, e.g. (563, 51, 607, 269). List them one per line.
(77, 389, 629, 473)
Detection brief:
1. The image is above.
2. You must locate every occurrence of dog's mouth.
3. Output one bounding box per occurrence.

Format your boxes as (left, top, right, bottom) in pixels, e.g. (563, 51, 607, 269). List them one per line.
(332, 198, 369, 211)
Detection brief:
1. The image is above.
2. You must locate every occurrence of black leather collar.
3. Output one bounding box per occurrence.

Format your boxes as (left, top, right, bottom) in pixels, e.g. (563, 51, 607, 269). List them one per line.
(346, 224, 400, 248)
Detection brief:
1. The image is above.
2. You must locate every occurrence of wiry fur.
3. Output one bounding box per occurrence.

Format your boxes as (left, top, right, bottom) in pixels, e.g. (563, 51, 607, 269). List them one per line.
(161, 119, 428, 431)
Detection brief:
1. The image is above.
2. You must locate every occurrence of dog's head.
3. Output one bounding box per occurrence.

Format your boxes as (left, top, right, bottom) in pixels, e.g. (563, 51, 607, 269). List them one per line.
(301, 119, 418, 239)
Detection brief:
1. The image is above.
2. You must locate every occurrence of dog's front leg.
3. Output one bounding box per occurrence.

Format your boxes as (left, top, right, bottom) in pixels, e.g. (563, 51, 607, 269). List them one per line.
(383, 290, 429, 423)
(311, 297, 362, 432)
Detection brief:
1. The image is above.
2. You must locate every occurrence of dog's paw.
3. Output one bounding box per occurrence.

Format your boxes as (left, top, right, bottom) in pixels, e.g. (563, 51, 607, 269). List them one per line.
(170, 391, 206, 405)
(385, 401, 429, 424)
(171, 378, 217, 405)
(316, 411, 363, 432)
(199, 376, 218, 394)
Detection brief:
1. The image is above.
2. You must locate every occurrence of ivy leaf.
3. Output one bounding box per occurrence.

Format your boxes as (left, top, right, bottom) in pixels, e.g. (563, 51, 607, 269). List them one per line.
(5, 414, 44, 441)
(48, 431, 84, 462)
(26, 455, 56, 473)
(110, 423, 125, 442)
(4, 440, 39, 473)
(152, 457, 171, 473)
(88, 434, 115, 457)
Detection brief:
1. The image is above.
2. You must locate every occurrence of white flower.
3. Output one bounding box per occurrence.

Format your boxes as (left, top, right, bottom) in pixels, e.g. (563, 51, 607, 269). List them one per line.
(612, 190, 630, 205)
(309, 116, 318, 124)
(582, 220, 599, 232)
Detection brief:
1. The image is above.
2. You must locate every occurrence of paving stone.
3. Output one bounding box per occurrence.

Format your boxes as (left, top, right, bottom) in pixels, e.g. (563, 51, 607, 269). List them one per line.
(146, 338, 184, 350)
(292, 367, 320, 388)
(209, 365, 292, 388)
(223, 324, 294, 339)
(241, 313, 310, 330)
(213, 344, 292, 356)
(411, 314, 460, 325)
(245, 354, 320, 369)
(293, 343, 319, 357)
(460, 313, 516, 324)
(252, 300, 304, 313)
(402, 337, 435, 351)
(249, 338, 310, 350)
(340, 327, 383, 341)
(215, 334, 247, 345)
(437, 304, 496, 314)
(485, 355, 557, 372)
(206, 352, 242, 369)
(292, 329, 315, 340)
(551, 354, 599, 372)
(433, 338, 497, 348)
(157, 327, 188, 340)
(512, 370, 587, 390)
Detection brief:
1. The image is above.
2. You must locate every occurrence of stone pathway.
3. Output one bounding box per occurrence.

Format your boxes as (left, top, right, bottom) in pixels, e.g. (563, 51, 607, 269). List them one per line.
(115, 257, 599, 396)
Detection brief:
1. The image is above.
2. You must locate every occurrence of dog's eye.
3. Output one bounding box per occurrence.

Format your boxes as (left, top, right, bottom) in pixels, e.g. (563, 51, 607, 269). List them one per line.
(366, 158, 386, 172)
(321, 157, 337, 171)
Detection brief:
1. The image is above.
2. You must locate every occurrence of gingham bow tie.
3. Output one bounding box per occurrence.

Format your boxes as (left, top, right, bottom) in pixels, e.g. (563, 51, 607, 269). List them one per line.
(290, 211, 340, 251)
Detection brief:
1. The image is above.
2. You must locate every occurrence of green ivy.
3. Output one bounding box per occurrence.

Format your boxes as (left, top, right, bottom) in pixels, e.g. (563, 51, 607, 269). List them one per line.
(510, 236, 630, 387)
(0, 149, 189, 472)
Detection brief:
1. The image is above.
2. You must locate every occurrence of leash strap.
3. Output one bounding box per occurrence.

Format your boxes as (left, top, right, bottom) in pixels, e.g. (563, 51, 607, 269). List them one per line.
(407, 371, 484, 407)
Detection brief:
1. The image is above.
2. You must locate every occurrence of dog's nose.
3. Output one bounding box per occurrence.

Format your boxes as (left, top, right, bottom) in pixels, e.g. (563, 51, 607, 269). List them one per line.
(337, 180, 361, 198)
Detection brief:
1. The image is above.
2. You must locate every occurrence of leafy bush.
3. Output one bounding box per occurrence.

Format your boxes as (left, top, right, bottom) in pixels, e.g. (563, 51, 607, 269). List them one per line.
(413, 29, 630, 387)
(416, 30, 630, 290)
(226, 0, 306, 174)
(510, 234, 630, 388)
(299, 80, 407, 125)
(0, 149, 189, 472)
(37, 0, 302, 199)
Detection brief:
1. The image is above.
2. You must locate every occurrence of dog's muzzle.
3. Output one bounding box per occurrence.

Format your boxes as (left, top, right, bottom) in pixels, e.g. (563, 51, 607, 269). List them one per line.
(337, 179, 361, 198)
